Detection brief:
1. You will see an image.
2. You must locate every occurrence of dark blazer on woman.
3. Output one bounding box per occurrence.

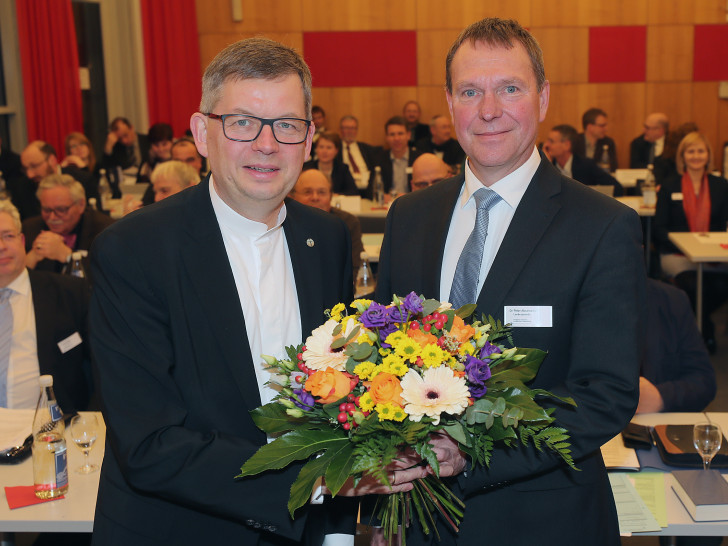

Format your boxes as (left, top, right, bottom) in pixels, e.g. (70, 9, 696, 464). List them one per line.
(302, 158, 358, 195)
(654, 172, 728, 254)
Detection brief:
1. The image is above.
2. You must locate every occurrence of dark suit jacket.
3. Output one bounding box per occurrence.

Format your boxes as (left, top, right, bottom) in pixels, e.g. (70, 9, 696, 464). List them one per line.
(28, 269, 92, 414)
(574, 134, 618, 172)
(302, 158, 358, 195)
(408, 122, 430, 146)
(563, 154, 624, 196)
(7, 177, 40, 221)
(654, 173, 728, 254)
(23, 208, 114, 277)
(372, 146, 422, 196)
(103, 132, 150, 171)
(0, 147, 23, 186)
(643, 279, 715, 412)
(414, 138, 465, 168)
(89, 178, 356, 545)
(376, 157, 646, 545)
(336, 141, 379, 197)
(630, 135, 660, 169)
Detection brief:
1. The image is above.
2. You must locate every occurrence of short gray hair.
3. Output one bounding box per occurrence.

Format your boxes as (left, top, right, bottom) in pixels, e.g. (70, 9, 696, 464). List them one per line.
(37, 173, 86, 202)
(0, 199, 21, 232)
(150, 160, 200, 189)
(200, 37, 312, 117)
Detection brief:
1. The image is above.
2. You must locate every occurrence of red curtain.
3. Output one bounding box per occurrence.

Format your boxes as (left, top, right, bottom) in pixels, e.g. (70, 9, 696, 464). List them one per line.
(140, 0, 201, 138)
(16, 0, 83, 157)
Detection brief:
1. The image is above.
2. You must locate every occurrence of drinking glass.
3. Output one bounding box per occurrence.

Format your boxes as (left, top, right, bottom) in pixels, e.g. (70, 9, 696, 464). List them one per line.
(693, 422, 722, 471)
(70, 414, 99, 474)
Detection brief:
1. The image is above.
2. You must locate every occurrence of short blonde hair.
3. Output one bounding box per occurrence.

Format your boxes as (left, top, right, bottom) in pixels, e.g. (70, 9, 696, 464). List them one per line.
(37, 173, 86, 202)
(676, 132, 713, 174)
(150, 160, 200, 189)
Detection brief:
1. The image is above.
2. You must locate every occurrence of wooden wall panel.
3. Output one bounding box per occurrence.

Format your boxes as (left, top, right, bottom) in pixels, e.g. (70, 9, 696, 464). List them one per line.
(644, 82, 694, 128)
(417, 30, 460, 86)
(199, 33, 304, 71)
(415, 0, 530, 30)
(532, 27, 589, 84)
(417, 86, 452, 127)
(646, 0, 726, 25)
(531, 0, 648, 27)
(692, 82, 722, 162)
(301, 0, 417, 31)
(646, 25, 693, 82)
(195, 0, 302, 34)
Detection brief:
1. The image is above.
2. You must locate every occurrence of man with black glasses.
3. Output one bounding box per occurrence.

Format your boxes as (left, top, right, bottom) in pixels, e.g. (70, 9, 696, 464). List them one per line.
(89, 38, 356, 545)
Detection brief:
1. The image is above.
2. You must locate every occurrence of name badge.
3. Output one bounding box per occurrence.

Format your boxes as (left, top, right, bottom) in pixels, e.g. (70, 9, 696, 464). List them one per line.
(671, 192, 683, 201)
(504, 306, 552, 327)
(58, 332, 83, 354)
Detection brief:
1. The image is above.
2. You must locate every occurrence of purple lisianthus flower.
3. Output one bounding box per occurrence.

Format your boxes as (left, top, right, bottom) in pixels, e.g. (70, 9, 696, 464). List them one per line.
(401, 292, 423, 314)
(378, 323, 399, 348)
(465, 355, 491, 399)
(292, 388, 315, 411)
(386, 305, 406, 324)
(479, 341, 500, 361)
(360, 302, 388, 329)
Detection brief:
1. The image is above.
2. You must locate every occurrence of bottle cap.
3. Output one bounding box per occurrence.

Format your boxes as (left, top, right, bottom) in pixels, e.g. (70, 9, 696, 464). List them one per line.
(39, 375, 53, 387)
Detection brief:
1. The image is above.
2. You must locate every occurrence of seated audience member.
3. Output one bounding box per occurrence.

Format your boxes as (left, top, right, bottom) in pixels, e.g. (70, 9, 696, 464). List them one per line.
(630, 113, 669, 169)
(303, 131, 358, 195)
(137, 122, 174, 186)
(655, 131, 728, 352)
(311, 105, 327, 152)
(573, 108, 618, 172)
(637, 279, 715, 413)
(338, 115, 377, 194)
(374, 116, 422, 196)
(151, 160, 200, 202)
(546, 124, 624, 196)
(653, 122, 698, 184)
(0, 199, 91, 412)
(410, 153, 451, 192)
(61, 132, 101, 204)
(402, 100, 430, 146)
(23, 173, 114, 277)
(171, 137, 205, 176)
(415, 115, 465, 172)
(103, 116, 149, 174)
(290, 169, 364, 276)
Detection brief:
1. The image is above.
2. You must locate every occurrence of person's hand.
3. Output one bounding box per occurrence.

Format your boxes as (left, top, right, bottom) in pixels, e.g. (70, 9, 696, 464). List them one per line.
(636, 376, 664, 414)
(104, 131, 119, 155)
(123, 195, 142, 216)
(326, 448, 426, 496)
(30, 231, 71, 263)
(60, 155, 87, 169)
(428, 431, 467, 478)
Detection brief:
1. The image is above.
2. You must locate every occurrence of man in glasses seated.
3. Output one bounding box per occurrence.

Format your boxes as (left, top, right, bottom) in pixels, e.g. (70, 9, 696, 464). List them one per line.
(22, 173, 113, 278)
(410, 152, 451, 192)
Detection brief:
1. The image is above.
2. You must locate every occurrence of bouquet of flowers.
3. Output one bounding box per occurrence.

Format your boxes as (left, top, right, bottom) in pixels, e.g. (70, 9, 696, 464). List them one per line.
(238, 293, 576, 543)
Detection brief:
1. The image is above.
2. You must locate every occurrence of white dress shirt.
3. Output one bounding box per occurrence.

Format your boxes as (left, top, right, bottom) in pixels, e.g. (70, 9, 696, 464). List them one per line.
(556, 154, 573, 178)
(654, 135, 665, 158)
(440, 147, 541, 302)
(5, 269, 41, 409)
(209, 179, 301, 406)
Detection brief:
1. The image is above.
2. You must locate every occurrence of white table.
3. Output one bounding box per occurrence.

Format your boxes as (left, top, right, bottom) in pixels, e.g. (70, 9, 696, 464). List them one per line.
(0, 412, 104, 533)
(667, 232, 728, 330)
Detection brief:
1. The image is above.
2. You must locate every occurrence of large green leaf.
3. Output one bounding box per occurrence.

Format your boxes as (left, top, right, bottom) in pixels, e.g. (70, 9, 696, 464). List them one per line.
(240, 429, 347, 476)
(442, 422, 469, 446)
(324, 443, 356, 495)
(250, 403, 306, 434)
(288, 449, 338, 517)
(490, 349, 547, 383)
(454, 303, 476, 319)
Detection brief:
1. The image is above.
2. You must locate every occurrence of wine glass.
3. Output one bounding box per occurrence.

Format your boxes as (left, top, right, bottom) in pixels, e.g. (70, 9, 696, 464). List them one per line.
(693, 422, 722, 471)
(70, 414, 99, 474)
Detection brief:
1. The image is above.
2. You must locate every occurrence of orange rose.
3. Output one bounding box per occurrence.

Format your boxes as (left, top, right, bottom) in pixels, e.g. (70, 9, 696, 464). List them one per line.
(408, 327, 437, 349)
(449, 316, 475, 344)
(304, 367, 352, 404)
(368, 372, 403, 406)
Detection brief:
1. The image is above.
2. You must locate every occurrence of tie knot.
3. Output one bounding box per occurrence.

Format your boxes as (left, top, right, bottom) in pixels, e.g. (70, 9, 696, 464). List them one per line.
(473, 187, 501, 211)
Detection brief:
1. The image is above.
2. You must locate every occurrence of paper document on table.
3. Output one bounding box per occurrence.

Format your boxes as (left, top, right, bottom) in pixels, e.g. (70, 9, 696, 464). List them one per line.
(609, 473, 662, 534)
(601, 434, 640, 471)
(632, 472, 667, 527)
(693, 233, 728, 245)
(0, 408, 34, 452)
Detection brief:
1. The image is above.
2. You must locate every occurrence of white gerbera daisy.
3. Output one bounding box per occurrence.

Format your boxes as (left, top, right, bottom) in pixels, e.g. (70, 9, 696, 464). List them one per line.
(400, 366, 470, 425)
(302, 319, 356, 372)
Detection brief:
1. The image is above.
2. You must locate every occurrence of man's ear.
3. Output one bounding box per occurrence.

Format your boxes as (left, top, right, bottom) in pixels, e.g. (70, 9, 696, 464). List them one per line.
(190, 113, 209, 158)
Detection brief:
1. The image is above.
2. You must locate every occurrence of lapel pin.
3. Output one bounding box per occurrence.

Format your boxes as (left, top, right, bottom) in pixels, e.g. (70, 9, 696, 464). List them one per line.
(306, 238, 314, 247)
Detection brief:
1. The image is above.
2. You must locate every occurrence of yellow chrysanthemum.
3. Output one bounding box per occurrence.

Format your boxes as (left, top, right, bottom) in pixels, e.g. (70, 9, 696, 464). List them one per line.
(379, 348, 391, 357)
(370, 364, 387, 378)
(420, 343, 448, 369)
(353, 362, 376, 380)
(385, 330, 407, 348)
(381, 354, 407, 376)
(357, 333, 374, 345)
(394, 337, 421, 363)
(458, 341, 476, 356)
(376, 402, 405, 421)
(359, 392, 375, 412)
(350, 299, 373, 313)
(330, 303, 346, 322)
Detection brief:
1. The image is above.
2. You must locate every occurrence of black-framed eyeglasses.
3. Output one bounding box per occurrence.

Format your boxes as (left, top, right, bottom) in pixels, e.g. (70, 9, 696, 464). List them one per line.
(41, 202, 79, 216)
(204, 113, 311, 145)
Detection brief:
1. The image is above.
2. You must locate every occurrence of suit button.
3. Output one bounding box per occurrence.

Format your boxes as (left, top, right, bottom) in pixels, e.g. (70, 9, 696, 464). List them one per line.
(245, 519, 255, 527)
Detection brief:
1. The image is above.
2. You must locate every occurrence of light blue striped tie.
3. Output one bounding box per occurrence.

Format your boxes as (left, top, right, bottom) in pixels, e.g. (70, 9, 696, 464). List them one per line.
(0, 287, 12, 407)
(449, 187, 501, 309)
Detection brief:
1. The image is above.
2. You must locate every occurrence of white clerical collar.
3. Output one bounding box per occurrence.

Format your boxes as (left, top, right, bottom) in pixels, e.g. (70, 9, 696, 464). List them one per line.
(209, 174, 287, 238)
(460, 146, 540, 211)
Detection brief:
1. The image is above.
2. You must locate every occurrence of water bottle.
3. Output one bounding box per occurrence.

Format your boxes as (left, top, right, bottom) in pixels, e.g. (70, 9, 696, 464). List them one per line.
(32, 375, 69, 499)
(598, 144, 610, 173)
(373, 166, 384, 207)
(642, 164, 657, 207)
(356, 252, 376, 297)
(98, 168, 111, 211)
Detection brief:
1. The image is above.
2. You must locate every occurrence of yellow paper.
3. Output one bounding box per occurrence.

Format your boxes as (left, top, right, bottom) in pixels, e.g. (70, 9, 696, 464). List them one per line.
(631, 472, 668, 528)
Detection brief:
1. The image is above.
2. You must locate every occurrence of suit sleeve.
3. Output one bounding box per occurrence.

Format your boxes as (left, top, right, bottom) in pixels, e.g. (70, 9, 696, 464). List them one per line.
(458, 206, 646, 494)
(89, 228, 345, 541)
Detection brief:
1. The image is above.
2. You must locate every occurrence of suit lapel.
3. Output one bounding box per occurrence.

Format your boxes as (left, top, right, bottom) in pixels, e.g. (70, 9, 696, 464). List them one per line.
(477, 159, 562, 314)
(178, 178, 262, 408)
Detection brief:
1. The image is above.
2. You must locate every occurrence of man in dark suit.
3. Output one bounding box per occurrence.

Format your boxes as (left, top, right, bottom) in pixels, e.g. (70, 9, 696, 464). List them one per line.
(102, 116, 150, 175)
(415, 115, 465, 172)
(573, 108, 618, 172)
(630, 112, 669, 168)
(546, 124, 624, 196)
(0, 200, 91, 413)
(338, 115, 378, 195)
(374, 116, 422, 197)
(376, 18, 646, 544)
(89, 38, 356, 545)
(403, 100, 430, 146)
